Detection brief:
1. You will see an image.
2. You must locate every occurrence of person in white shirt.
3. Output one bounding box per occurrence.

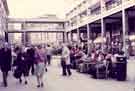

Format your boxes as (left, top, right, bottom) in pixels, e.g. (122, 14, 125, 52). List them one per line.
(61, 44, 72, 76)
(46, 44, 52, 65)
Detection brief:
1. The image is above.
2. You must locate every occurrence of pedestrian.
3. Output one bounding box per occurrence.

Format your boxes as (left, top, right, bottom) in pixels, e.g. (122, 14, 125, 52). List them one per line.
(26, 46, 35, 75)
(13, 46, 29, 85)
(46, 44, 52, 65)
(0, 43, 12, 87)
(34, 45, 46, 88)
(61, 44, 72, 76)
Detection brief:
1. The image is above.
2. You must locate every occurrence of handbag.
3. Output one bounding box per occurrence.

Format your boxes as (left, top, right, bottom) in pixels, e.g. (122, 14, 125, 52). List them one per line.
(13, 67, 22, 79)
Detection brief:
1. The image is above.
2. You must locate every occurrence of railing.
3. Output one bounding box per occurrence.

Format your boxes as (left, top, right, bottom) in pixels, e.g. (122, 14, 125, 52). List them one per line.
(8, 27, 64, 32)
(67, 0, 135, 30)
(124, 0, 135, 3)
(89, 2, 101, 17)
(125, 0, 133, 1)
(80, 15, 87, 23)
(91, 8, 101, 16)
(105, 0, 122, 11)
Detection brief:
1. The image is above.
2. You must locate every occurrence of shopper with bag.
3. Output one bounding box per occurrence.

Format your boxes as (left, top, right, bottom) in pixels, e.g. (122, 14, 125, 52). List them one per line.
(34, 45, 47, 88)
(13, 46, 29, 85)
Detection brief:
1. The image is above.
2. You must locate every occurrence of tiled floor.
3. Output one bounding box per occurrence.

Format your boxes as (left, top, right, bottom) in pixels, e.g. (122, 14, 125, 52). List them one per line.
(0, 56, 135, 91)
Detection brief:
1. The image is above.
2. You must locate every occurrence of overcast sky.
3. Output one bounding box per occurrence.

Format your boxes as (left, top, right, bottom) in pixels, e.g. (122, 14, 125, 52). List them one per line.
(7, 0, 99, 19)
(7, 0, 81, 19)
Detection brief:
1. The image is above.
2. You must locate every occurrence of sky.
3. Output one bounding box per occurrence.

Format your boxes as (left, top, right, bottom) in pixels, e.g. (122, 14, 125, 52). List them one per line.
(7, 0, 80, 19)
(7, 0, 99, 19)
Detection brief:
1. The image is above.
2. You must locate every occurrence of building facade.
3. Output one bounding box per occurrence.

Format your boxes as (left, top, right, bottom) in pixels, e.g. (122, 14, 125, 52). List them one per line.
(0, 0, 9, 44)
(65, 0, 135, 55)
(6, 0, 135, 56)
(7, 15, 65, 45)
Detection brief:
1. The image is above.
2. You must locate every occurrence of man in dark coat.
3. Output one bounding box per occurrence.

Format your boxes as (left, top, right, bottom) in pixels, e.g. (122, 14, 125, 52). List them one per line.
(0, 43, 11, 87)
(26, 47, 35, 75)
(15, 48, 29, 84)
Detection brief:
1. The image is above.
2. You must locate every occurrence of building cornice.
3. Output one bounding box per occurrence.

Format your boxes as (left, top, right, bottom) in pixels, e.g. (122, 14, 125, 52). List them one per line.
(8, 18, 67, 23)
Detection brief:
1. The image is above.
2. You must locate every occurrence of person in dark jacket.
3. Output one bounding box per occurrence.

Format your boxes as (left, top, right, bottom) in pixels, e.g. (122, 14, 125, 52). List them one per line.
(14, 47, 29, 84)
(0, 43, 11, 87)
(26, 46, 35, 75)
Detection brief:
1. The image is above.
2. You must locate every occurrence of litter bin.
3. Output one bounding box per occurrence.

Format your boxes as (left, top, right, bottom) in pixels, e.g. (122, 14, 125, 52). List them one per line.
(116, 56, 127, 81)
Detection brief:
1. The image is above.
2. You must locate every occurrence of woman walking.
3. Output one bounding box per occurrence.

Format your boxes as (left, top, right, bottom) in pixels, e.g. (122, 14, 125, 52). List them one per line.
(34, 45, 46, 88)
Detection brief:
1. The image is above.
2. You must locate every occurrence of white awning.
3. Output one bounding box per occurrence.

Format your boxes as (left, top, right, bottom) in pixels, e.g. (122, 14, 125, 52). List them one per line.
(129, 35, 135, 41)
(94, 37, 106, 43)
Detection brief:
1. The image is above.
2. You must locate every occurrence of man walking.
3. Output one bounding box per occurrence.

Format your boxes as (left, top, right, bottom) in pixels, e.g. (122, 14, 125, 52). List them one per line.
(0, 43, 12, 87)
(46, 44, 52, 65)
(61, 44, 72, 76)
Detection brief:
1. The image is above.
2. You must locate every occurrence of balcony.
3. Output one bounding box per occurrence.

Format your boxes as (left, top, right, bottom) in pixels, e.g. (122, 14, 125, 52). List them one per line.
(105, 0, 122, 11)
(125, 0, 134, 2)
(79, 10, 87, 23)
(89, 2, 101, 17)
(123, 0, 135, 9)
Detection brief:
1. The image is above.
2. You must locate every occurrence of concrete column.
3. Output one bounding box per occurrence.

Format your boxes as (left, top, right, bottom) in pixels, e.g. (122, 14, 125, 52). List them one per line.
(56, 32, 58, 43)
(21, 22, 26, 45)
(5, 32, 8, 42)
(62, 32, 65, 43)
(101, 0, 106, 52)
(101, 18, 106, 52)
(122, 9, 128, 54)
(71, 31, 73, 41)
(21, 22, 30, 46)
(47, 32, 49, 41)
(77, 15, 81, 43)
(87, 4, 91, 54)
(25, 32, 30, 45)
(41, 32, 43, 44)
(76, 29, 80, 43)
(87, 24, 90, 54)
(63, 31, 68, 43)
(67, 32, 69, 42)
(22, 32, 26, 45)
(22, 32, 29, 46)
(122, 0, 128, 55)
(63, 22, 68, 43)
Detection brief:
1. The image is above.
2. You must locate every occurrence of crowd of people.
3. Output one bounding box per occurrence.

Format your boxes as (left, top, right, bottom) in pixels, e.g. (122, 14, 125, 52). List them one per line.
(65, 42, 126, 79)
(0, 43, 53, 88)
(0, 42, 127, 88)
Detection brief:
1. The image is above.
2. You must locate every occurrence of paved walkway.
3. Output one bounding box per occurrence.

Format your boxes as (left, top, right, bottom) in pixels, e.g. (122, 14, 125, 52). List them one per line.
(0, 57, 135, 91)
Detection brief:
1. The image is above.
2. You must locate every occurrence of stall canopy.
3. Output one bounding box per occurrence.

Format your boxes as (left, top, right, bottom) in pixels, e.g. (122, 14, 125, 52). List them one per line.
(94, 36, 106, 43)
(129, 35, 135, 41)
